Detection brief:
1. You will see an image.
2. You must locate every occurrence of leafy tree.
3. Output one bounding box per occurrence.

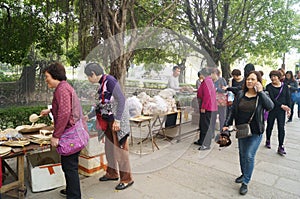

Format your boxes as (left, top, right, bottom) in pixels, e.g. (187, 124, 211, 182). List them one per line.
(184, 0, 300, 79)
(77, 0, 179, 88)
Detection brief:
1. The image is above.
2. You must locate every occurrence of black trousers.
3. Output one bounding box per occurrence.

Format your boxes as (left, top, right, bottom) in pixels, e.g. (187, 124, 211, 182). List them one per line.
(198, 111, 212, 147)
(289, 101, 295, 120)
(266, 109, 286, 146)
(61, 151, 81, 199)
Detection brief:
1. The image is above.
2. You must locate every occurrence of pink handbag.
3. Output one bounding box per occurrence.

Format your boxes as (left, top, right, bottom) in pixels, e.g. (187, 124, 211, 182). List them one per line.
(57, 119, 89, 156)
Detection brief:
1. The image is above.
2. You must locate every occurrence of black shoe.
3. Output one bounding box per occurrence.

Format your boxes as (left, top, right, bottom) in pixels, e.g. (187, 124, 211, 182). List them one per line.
(99, 176, 119, 181)
(239, 183, 248, 195)
(60, 189, 66, 197)
(235, 175, 243, 183)
(194, 141, 201, 146)
(198, 145, 211, 150)
(115, 181, 134, 190)
(287, 119, 292, 123)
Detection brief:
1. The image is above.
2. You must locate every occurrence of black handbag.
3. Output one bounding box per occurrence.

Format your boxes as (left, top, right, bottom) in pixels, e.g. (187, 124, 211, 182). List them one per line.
(235, 97, 258, 139)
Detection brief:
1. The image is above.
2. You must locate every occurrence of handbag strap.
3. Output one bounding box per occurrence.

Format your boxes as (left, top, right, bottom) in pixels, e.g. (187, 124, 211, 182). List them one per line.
(248, 96, 259, 124)
(275, 82, 284, 100)
(100, 75, 107, 104)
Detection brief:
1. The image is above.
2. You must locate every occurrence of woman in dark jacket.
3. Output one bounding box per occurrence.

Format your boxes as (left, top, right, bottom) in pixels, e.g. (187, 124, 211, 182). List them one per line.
(223, 71, 274, 195)
(284, 70, 298, 122)
(265, 70, 291, 155)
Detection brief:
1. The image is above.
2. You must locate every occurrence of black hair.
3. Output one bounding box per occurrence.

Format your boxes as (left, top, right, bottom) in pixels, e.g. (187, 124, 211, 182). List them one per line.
(243, 70, 262, 92)
(172, 65, 180, 71)
(244, 63, 255, 77)
(43, 62, 67, 81)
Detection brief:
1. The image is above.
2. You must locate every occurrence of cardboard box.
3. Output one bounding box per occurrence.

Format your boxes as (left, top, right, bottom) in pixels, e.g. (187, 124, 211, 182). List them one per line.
(80, 135, 105, 157)
(78, 153, 107, 176)
(27, 150, 66, 192)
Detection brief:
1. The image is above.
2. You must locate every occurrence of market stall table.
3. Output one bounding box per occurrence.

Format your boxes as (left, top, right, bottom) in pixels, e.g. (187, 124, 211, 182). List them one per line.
(130, 116, 158, 156)
(0, 138, 51, 198)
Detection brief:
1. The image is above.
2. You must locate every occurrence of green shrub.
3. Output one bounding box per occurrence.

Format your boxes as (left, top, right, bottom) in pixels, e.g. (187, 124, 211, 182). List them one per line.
(0, 104, 93, 129)
(0, 106, 52, 129)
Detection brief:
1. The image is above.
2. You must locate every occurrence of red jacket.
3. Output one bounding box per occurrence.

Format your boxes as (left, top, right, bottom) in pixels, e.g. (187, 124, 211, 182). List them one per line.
(197, 76, 218, 112)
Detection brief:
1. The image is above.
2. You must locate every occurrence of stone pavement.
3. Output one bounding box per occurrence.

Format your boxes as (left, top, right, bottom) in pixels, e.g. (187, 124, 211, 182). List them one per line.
(5, 117, 300, 199)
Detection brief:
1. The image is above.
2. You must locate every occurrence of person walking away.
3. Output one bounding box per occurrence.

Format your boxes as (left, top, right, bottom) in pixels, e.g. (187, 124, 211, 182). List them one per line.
(40, 62, 86, 198)
(193, 67, 218, 150)
(265, 70, 291, 155)
(223, 71, 274, 195)
(211, 68, 227, 136)
(284, 71, 298, 122)
(84, 63, 134, 190)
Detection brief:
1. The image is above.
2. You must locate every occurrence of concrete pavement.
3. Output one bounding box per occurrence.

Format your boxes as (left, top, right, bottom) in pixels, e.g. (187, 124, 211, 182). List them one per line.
(6, 116, 300, 199)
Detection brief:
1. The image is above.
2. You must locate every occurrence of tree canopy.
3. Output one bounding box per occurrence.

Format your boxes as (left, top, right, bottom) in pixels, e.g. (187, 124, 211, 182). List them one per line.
(0, 0, 299, 83)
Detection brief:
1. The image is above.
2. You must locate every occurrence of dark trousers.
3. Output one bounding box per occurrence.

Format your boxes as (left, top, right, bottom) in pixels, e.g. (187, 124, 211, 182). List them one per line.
(266, 109, 286, 146)
(61, 151, 81, 199)
(289, 102, 295, 120)
(198, 111, 212, 147)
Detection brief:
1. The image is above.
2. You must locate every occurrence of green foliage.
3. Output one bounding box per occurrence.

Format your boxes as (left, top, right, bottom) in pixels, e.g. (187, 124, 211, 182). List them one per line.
(66, 45, 81, 67)
(0, 72, 20, 82)
(0, 106, 52, 128)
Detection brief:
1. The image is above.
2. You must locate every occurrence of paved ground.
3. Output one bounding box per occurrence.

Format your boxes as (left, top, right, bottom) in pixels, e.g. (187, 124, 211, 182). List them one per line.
(2, 115, 300, 199)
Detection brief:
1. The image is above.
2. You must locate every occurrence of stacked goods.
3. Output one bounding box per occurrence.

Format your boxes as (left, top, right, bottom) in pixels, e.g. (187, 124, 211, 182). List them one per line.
(79, 135, 107, 176)
(136, 89, 177, 115)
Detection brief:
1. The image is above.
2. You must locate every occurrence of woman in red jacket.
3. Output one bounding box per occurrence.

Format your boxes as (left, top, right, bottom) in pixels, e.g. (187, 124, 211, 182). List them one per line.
(194, 67, 218, 150)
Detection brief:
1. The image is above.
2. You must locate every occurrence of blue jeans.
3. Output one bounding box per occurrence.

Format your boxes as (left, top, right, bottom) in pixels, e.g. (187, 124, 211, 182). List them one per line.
(238, 134, 262, 184)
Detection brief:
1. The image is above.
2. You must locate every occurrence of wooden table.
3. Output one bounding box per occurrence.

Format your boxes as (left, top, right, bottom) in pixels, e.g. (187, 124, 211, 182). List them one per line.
(0, 143, 51, 198)
(130, 116, 158, 156)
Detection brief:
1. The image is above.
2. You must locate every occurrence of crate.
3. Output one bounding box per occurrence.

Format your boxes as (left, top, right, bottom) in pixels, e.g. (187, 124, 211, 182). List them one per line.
(80, 135, 105, 157)
(27, 150, 66, 192)
(78, 153, 107, 176)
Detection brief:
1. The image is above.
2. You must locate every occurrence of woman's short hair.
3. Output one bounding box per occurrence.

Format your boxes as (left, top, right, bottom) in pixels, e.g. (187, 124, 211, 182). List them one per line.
(43, 62, 67, 81)
(84, 63, 104, 76)
(231, 69, 241, 76)
(269, 70, 281, 79)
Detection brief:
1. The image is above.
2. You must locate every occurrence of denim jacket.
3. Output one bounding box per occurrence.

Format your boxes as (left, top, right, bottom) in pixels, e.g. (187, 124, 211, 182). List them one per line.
(224, 90, 274, 134)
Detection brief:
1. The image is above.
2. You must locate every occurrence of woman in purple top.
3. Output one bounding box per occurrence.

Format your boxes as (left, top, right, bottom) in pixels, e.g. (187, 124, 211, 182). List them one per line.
(84, 62, 134, 190)
(40, 62, 85, 198)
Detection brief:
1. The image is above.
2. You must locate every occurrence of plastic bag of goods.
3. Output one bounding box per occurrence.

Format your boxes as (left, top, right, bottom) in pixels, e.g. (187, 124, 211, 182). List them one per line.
(126, 96, 143, 117)
(153, 95, 168, 114)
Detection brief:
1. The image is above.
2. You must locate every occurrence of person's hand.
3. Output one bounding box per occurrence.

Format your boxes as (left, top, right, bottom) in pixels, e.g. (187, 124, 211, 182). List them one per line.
(222, 86, 228, 91)
(200, 108, 205, 113)
(84, 115, 89, 122)
(112, 120, 120, 132)
(40, 109, 50, 117)
(51, 137, 59, 147)
(222, 126, 229, 132)
(281, 105, 290, 112)
(254, 82, 263, 92)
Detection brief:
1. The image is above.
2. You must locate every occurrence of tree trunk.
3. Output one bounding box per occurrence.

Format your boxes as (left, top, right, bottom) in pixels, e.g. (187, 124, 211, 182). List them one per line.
(220, 60, 231, 82)
(17, 65, 36, 103)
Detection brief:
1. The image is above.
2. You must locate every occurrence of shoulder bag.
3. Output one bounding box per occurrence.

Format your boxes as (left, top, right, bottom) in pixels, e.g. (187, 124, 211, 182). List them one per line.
(235, 97, 258, 139)
(57, 118, 89, 156)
